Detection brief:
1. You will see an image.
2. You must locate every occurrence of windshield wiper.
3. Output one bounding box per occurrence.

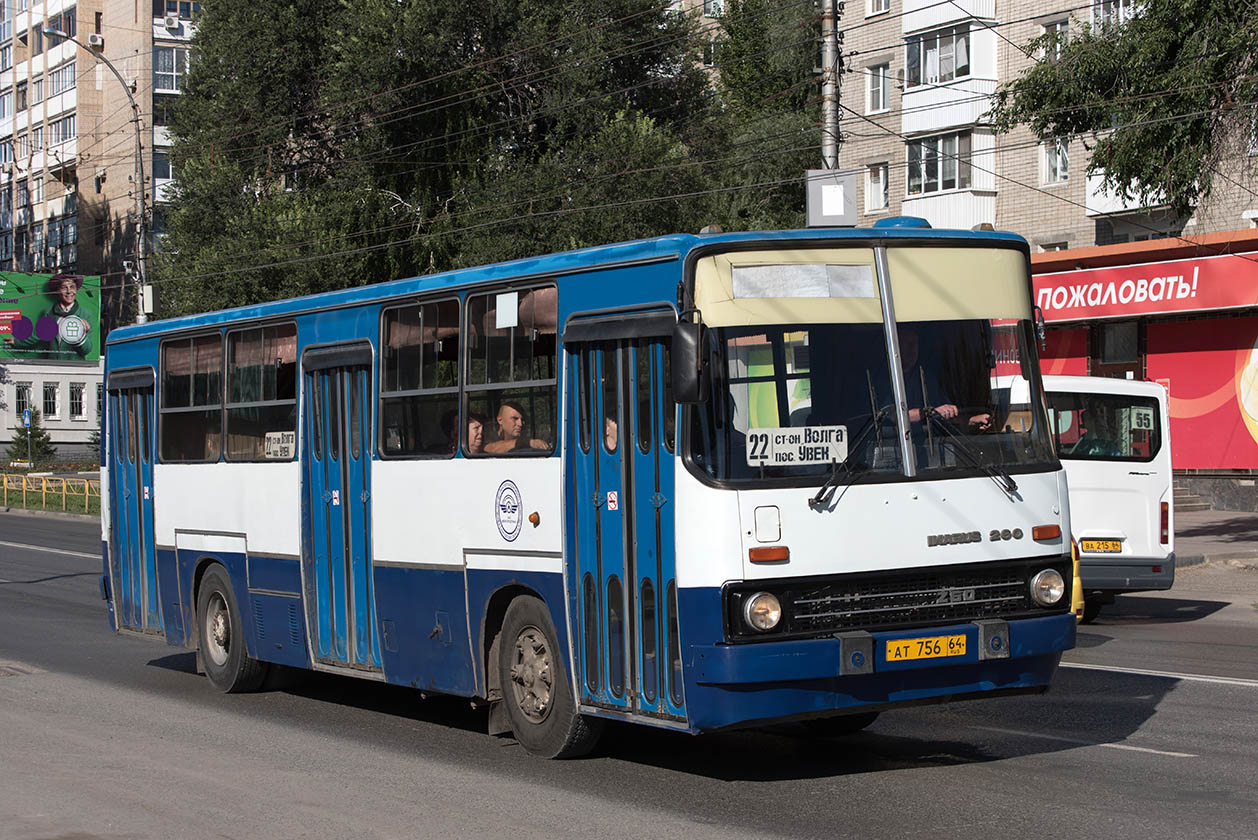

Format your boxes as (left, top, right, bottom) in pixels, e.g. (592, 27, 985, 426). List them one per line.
(809, 406, 887, 507)
(923, 408, 1019, 500)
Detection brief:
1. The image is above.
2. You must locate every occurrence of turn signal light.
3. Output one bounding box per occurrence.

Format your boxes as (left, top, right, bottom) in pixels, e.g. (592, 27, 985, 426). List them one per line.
(1160, 502, 1169, 544)
(1032, 524, 1062, 541)
(749, 546, 790, 564)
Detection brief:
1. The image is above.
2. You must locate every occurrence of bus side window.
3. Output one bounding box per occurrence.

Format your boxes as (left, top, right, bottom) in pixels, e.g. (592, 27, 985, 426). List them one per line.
(159, 333, 223, 463)
(380, 299, 460, 457)
(466, 285, 557, 456)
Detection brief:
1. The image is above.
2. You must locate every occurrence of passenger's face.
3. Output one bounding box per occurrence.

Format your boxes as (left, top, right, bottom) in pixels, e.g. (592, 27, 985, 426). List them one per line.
(57, 280, 78, 306)
(467, 419, 484, 452)
(497, 406, 524, 439)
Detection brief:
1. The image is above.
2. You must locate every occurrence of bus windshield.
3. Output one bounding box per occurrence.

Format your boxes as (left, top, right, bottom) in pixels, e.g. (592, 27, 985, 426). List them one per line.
(689, 319, 1056, 483)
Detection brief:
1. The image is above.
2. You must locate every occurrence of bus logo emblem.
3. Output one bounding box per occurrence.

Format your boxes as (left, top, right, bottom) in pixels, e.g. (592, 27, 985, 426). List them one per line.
(495, 480, 523, 542)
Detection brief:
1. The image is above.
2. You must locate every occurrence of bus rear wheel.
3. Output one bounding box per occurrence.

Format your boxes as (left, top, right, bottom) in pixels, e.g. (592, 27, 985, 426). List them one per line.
(498, 595, 602, 759)
(197, 564, 269, 693)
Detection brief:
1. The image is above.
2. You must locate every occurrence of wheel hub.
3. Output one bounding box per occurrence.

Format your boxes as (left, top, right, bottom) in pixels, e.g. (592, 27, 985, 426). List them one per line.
(509, 627, 553, 724)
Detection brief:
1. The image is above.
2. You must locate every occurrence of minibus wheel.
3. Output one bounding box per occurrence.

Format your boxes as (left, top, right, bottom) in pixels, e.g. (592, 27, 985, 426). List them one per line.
(1081, 598, 1104, 624)
(498, 595, 603, 758)
(197, 564, 269, 693)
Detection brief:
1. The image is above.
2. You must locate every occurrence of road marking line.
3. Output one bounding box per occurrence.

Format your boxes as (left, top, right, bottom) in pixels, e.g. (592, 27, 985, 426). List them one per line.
(969, 725, 1196, 758)
(1062, 661, 1258, 688)
(0, 540, 99, 560)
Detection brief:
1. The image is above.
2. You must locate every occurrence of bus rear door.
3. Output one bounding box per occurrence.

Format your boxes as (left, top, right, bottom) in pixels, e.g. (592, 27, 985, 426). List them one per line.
(107, 370, 162, 634)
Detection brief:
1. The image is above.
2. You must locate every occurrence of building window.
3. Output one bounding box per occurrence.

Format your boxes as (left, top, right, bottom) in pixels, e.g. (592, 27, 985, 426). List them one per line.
(31, 223, 44, 271)
(1094, 0, 1134, 27)
(31, 77, 43, 105)
(906, 25, 970, 88)
(70, 383, 86, 419)
(866, 163, 889, 211)
(50, 62, 77, 95)
(465, 287, 558, 456)
(907, 131, 971, 195)
(43, 382, 59, 418)
(154, 46, 190, 93)
(16, 134, 28, 158)
(1039, 242, 1069, 252)
(869, 0, 890, 14)
(29, 26, 43, 56)
(703, 0, 724, 16)
(15, 81, 26, 111)
(16, 180, 29, 207)
(0, 141, 10, 165)
(31, 127, 42, 151)
(0, 90, 11, 121)
(703, 39, 717, 68)
(160, 1, 203, 19)
(380, 300, 460, 457)
(0, 45, 11, 72)
(1100, 322, 1138, 363)
(1042, 19, 1068, 62)
(1043, 137, 1069, 183)
(30, 176, 42, 205)
(47, 6, 76, 40)
(152, 151, 173, 180)
(50, 114, 76, 145)
(14, 382, 31, 417)
(868, 63, 889, 113)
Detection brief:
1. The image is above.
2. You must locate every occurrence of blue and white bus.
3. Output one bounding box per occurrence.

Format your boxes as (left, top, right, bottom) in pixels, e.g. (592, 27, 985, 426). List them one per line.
(101, 220, 1075, 757)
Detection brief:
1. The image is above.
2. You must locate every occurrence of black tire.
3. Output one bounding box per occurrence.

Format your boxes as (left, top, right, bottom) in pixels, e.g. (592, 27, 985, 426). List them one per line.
(802, 711, 880, 736)
(1081, 598, 1103, 625)
(498, 595, 603, 758)
(197, 564, 269, 693)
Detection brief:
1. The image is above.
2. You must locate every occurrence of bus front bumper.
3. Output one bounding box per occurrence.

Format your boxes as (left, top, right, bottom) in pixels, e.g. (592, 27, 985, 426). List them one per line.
(683, 612, 1075, 731)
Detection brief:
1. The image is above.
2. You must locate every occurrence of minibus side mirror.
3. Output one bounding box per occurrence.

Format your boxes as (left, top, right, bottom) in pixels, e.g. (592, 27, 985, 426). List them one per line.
(672, 320, 708, 404)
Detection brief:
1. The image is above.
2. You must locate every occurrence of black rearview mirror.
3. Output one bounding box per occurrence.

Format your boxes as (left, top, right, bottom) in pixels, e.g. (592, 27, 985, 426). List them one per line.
(672, 320, 707, 404)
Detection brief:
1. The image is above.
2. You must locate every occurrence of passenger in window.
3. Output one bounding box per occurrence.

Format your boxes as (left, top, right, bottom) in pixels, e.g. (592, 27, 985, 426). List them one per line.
(603, 415, 618, 452)
(484, 401, 548, 453)
(467, 411, 486, 454)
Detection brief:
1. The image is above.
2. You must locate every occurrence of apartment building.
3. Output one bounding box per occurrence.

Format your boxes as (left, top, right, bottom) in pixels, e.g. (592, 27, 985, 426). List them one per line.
(0, 0, 194, 459)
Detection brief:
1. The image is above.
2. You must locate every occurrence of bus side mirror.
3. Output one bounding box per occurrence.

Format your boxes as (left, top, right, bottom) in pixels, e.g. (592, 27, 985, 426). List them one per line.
(672, 321, 708, 404)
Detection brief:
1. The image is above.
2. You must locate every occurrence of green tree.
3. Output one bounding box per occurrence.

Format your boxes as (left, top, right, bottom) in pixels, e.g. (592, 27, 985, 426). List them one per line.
(989, 0, 1258, 216)
(7, 408, 57, 466)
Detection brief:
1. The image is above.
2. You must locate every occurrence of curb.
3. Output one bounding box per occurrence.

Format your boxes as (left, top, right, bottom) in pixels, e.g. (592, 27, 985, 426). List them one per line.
(0, 507, 99, 524)
(1176, 550, 1258, 569)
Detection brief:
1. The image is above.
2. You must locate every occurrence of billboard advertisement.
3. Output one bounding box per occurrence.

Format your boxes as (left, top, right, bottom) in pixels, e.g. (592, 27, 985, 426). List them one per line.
(0, 272, 102, 362)
(1146, 315, 1258, 470)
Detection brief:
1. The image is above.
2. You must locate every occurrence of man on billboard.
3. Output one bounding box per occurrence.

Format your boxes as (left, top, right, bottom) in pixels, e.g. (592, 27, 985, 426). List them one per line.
(1, 273, 98, 361)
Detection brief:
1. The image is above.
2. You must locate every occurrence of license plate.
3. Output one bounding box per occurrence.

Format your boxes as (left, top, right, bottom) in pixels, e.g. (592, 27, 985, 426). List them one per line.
(885, 634, 967, 662)
(1080, 539, 1123, 553)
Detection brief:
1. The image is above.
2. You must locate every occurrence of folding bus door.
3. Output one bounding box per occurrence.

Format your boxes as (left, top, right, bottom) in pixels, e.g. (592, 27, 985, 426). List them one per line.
(301, 344, 381, 671)
(564, 311, 684, 720)
(107, 370, 161, 633)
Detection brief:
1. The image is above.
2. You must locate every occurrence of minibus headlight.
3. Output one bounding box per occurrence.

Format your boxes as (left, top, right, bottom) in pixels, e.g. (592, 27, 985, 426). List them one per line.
(1029, 569, 1066, 607)
(743, 592, 782, 632)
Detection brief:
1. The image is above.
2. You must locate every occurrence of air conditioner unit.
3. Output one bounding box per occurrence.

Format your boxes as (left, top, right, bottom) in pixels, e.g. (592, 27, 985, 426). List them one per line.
(163, 15, 179, 30)
(87, 32, 104, 47)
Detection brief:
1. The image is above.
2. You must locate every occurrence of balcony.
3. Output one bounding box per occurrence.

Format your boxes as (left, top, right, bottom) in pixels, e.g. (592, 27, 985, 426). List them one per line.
(903, 0, 995, 34)
(901, 189, 996, 231)
(1085, 172, 1169, 217)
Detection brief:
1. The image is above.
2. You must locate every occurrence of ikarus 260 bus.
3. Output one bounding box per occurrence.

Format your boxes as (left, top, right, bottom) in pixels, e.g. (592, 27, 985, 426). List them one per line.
(101, 218, 1075, 758)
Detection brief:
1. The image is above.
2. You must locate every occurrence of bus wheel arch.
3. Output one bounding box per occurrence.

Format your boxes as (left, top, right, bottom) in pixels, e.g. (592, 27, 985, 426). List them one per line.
(481, 584, 545, 704)
(194, 561, 269, 693)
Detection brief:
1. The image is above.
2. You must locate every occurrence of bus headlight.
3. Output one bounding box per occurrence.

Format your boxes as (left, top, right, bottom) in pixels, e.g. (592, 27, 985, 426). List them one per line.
(743, 592, 782, 632)
(1029, 569, 1066, 606)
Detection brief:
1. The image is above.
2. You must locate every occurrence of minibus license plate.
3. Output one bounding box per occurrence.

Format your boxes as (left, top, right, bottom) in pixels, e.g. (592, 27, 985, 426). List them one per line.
(885, 634, 966, 662)
(1080, 539, 1122, 553)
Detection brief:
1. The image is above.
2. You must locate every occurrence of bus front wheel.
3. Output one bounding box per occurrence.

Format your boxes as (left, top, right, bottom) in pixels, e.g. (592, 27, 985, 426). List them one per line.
(498, 595, 603, 759)
(197, 564, 269, 693)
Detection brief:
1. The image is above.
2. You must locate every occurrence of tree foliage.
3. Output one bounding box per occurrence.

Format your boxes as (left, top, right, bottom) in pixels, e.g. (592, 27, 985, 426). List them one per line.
(988, 0, 1258, 216)
(157, 0, 821, 317)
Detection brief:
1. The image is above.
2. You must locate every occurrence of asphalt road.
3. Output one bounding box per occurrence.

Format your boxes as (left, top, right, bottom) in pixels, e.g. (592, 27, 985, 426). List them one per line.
(2, 511, 1256, 840)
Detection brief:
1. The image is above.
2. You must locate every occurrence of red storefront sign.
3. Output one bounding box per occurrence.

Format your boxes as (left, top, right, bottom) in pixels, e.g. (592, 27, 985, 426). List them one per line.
(1034, 252, 1258, 322)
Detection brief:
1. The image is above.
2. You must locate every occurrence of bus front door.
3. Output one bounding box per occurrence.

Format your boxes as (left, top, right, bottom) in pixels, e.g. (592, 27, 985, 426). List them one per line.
(107, 385, 161, 633)
(302, 354, 381, 671)
(566, 336, 684, 720)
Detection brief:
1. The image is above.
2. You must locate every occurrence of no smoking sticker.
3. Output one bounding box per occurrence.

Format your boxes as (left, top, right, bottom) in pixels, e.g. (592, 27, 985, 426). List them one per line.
(607, 491, 619, 511)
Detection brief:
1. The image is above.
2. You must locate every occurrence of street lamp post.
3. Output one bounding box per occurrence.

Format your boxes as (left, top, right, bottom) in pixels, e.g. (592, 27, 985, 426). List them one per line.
(43, 27, 148, 325)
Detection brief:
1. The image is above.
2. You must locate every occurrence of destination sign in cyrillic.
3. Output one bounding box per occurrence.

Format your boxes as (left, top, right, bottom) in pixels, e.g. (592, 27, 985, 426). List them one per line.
(745, 425, 847, 467)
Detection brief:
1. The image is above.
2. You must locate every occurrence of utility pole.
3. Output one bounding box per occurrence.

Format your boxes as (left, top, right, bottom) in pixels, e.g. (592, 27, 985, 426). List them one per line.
(44, 27, 148, 325)
(820, 0, 844, 169)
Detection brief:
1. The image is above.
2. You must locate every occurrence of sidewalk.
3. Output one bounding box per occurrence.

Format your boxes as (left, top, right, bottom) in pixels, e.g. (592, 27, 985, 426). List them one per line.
(1175, 508, 1258, 567)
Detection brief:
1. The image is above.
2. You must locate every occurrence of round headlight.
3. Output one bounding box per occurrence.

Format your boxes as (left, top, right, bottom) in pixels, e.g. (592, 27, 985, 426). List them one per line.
(1029, 569, 1066, 606)
(743, 592, 782, 632)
